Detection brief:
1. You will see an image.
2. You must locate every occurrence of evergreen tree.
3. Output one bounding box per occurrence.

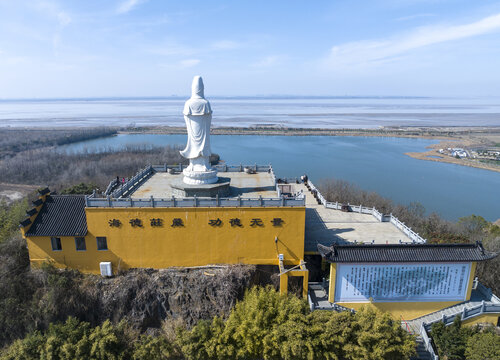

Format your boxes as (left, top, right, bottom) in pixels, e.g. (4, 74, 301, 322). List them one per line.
(465, 330, 500, 360)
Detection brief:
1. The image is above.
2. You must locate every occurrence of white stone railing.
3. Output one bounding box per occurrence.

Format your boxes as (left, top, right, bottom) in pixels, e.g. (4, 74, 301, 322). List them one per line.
(419, 284, 500, 359)
(104, 178, 119, 196)
(269, 164, 280, 197)
(307, 181, 327, 205)
(111, 165, 154, 198)
(86, 195, 305, 208)
(306, 180, 426, 243)
(419, 323, 439, 360)
(390, 215, 426, 244)
(151, 164, 272, 173)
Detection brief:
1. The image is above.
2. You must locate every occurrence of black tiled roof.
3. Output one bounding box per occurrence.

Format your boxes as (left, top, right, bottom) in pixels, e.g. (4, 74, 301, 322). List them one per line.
(38, 187, 50, 196)
(318, 243, 497, 263)
(26, 208, 38, 216)
(25, 195, 87, 237)
(19, 218, 31, 227)
(32, 198, 43, 206)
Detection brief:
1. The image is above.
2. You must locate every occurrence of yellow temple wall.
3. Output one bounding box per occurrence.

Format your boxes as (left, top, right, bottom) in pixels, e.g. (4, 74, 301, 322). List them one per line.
(26, 235, 119, 271)
(26, 206, 305, 274)
(463, 314, 499, 327)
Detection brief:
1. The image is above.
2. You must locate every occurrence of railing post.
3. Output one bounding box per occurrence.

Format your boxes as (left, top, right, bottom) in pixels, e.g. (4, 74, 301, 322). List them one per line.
(259, 195, 263, 206)
(194, 195, 197, 207)
(85, 196, 89, 207)
(107, 195, 111, 207)
(172, 195, 176, 207)
(150, 195, 154, 208)
(238, 195, 241, 207)
(216, 194, 219, 207)
(129, 197, 133, 206)
(281, 196, 285, 207)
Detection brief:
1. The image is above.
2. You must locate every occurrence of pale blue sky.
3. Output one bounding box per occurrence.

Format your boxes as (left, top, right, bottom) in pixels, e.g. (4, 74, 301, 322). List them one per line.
(1, 0, 500, 98)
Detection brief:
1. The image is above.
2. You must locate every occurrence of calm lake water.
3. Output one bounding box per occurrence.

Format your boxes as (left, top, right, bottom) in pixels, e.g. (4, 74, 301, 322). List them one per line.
(60, 134, 500, 222)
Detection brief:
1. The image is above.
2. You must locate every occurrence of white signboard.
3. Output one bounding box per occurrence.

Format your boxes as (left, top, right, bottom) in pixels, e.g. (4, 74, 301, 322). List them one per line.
(334, 263, 471, 302)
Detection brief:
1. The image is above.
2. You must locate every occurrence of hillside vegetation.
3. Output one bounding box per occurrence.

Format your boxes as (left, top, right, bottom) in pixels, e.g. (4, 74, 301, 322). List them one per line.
(0, 128, 117, 160)
(1, 287, 416, 360)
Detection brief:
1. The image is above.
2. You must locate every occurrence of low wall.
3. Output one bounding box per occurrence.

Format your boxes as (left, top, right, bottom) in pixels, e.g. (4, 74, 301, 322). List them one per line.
(86, 196, 305, 208)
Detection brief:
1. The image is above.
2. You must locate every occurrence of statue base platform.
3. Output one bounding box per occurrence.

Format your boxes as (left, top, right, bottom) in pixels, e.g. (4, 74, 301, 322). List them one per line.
(171, 177, 231, 198)
(182, 168, 218, 185)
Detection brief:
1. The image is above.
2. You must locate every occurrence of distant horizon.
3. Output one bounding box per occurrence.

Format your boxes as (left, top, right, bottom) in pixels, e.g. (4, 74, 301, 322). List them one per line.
(2, 95, 500, 102)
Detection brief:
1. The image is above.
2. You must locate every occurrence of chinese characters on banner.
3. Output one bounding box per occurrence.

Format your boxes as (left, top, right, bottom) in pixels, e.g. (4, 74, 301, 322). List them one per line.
(334, 263, 471, 302)
(108, 217, 285, 228)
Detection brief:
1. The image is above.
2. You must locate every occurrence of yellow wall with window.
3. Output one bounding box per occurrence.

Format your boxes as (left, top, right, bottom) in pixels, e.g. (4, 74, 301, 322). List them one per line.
(25, 206, 305, 274)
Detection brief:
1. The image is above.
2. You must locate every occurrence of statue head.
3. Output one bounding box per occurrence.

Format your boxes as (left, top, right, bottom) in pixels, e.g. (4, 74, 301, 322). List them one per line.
(191, 76, 204, 99)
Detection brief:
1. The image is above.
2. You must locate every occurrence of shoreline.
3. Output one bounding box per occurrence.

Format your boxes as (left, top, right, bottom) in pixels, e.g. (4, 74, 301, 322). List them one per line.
(120, 126, 500, 173)
(1, 125, 498, 174)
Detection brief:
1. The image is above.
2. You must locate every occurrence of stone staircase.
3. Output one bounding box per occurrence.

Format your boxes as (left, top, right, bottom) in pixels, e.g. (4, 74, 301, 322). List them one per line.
(411, 338, 433, 360)
(405, 300, 482, 334)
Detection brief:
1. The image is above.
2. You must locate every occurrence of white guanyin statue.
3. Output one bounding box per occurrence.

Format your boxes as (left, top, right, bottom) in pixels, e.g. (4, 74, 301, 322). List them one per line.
(180, 76, 218, 185)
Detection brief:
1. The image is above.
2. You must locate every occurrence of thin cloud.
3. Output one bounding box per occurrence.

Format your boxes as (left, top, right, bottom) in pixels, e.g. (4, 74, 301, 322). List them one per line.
(179, 59, 200, 68)
(36, 1, 72, 27)
(148, 43, 196, 57)
(117, 0, 147, 14)
(211, 40, 242, 50)
(324, 12, 500, 68)
(395, 13, 436, 22)
(252, 55, 280, 68)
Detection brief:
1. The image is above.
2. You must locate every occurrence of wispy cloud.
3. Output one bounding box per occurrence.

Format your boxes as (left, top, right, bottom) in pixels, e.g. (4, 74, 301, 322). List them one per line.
(148, 42, 196, 57)
(179, 59, 200, 68)
(252, 55, 280, 68)
(36, 1, 72, 27)
(396, 13, 435, 22)
(324, 12, 500, 69)
(211, 40, 242, 50)
(117, 0, 147, 14)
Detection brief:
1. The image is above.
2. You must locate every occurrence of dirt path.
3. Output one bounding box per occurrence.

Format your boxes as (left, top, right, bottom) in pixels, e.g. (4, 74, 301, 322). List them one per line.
(0, 183, 40, 204)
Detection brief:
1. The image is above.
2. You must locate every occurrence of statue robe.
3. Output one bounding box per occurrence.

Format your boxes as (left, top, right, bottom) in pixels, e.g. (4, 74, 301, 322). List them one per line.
(180, 76, 212, 160)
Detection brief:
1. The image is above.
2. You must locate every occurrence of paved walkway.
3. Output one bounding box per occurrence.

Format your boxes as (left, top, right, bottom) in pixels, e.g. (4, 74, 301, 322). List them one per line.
(131, 171, 277, 198)
(295, 183, 412, 253)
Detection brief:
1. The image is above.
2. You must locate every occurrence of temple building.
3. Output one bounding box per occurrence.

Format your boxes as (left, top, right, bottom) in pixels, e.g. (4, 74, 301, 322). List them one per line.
(18, 77, 500, 348)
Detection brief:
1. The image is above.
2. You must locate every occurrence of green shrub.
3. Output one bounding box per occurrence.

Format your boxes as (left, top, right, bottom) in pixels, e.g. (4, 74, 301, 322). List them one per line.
(465, 330, 500, 360)
(0, 318, 139, 360)
(60, 183, 98, 195)
(176, 287, 416, 360)
(429, 316, 500, 360)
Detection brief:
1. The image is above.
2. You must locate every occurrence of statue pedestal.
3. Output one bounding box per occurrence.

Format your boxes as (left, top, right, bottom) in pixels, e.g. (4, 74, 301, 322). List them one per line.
(171, 177, 231, 198)
(182, 168, 218, 185)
